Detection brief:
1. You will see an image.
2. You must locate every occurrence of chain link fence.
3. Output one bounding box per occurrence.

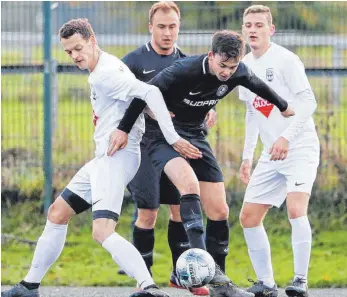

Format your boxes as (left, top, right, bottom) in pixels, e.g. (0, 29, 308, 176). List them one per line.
(2, 2, 347, 210)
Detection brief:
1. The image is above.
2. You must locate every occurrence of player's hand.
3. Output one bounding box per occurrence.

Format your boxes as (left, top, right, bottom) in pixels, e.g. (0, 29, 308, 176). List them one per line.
(281, 106, 295, 118)
(172, 138, 202, 159)
(239, 159, 252, 185)
(269, 136, 289, 161)
(205, 109, 217, 129)
(107, 129, 128, 156)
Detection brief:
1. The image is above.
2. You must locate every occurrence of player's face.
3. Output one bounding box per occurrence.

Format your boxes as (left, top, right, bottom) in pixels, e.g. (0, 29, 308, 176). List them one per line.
(208, 52, 240, 81)
(149, 9, 180, 51)
(61, 33, 96, 70)
(242, 12, 275, 51)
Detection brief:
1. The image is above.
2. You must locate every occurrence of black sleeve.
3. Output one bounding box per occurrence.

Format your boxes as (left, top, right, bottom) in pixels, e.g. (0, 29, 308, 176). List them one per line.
(118, 53, 145, 133)
(239, 64, 288, 112)
(118, 60, 190, 133)
(117, 98, 146, 133)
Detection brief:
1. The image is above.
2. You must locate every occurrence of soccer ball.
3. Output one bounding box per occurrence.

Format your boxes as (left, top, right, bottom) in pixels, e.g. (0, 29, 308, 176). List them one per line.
(176, 248, 215, 288)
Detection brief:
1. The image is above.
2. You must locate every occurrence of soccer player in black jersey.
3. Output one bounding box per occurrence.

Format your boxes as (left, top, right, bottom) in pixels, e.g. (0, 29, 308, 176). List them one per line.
(121, 2, 211, 295)
(111, 30, 294, 297)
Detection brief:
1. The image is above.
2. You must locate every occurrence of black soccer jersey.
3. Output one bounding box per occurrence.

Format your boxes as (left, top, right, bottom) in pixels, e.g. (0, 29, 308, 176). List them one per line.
(122, 42, 186, 83)
(119, 54, 288, 132)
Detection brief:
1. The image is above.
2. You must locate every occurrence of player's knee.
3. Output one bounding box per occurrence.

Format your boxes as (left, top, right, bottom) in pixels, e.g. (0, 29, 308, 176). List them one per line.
(92, 226, 113, 244)
(47, 197, 73, 224)
(180, 179, 200, 196)
(239, 210, 262, 228)
(137, 209, 158, 228)
(287, 206, 306, 219)
(208, 203, 229, 220)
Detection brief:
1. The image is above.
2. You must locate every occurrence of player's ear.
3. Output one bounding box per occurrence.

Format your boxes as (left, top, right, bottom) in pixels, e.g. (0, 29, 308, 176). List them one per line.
(207, 51, 214, 61)
(270, 24, 275, 37)
(90, 35, 97, 47)
(149, 22, 153, 34)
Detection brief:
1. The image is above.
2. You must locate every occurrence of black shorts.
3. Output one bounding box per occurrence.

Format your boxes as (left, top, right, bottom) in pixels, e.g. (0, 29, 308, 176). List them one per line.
(144, 120, 224, 183)
(127, 141, 180, 209)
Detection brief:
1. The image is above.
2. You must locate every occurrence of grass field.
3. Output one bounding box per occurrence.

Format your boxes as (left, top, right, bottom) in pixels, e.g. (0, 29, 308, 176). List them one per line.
(2, 201, 347, 287)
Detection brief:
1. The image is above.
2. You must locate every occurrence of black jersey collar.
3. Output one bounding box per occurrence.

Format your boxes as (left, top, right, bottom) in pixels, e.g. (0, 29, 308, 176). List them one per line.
(146, 42, 178, 55)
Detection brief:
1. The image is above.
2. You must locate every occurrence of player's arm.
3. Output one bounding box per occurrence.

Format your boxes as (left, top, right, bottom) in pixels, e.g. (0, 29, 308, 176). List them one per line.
(280, 55, 317, 142)
(239, 63, 293, 117)
(118, 60, 189, 133)
(239, 87, 259, 184)
(101, 73, 201, 158)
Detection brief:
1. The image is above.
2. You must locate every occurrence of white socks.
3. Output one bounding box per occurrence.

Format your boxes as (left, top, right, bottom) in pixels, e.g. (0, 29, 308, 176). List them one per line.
(102, 232, 154, 290)
(290, 216, 312, 282)
(24, 220, 68, 283)
(243, 225, 275, 288)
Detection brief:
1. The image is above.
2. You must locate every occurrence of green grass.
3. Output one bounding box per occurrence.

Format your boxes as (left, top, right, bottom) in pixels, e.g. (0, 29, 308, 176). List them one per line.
(1, 201, 347, 287)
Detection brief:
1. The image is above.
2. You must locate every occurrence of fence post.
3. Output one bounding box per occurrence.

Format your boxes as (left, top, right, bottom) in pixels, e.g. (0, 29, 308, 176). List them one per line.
(43, 1, 53, 214)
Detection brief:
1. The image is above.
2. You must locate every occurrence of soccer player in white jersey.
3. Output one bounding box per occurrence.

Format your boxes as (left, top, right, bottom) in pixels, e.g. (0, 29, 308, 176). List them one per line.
(1, 18, 202, 297)
(238, 5, 319, 297)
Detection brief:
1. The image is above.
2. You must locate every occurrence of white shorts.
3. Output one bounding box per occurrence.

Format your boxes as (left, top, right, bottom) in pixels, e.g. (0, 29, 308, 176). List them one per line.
(244, 150, 319, 208)
(61, 146, 140, 221)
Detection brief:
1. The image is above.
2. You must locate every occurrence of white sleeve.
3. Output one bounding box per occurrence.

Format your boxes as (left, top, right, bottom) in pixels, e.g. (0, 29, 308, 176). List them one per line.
(280, 89, 317, 142)
(238, 86, 250, 102)
(280, 55, 317, 142)
(98, 73, 180, 145)
(242, 101, 259, 162)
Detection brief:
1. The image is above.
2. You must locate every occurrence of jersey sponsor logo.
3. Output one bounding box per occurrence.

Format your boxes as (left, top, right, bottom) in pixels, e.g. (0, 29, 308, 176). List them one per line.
(253, 96, 274, 118)
(189, 91, 202, 95)
(266, 68, 274, 81)
(216, 84, 228, 96)
(183, 98, 220, 107)
(143, 69, 156, 74)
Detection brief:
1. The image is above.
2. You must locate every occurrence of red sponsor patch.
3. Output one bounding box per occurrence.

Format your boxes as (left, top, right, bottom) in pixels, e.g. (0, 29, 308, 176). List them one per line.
(253, 96, 274, 118)
(93, 110, 99, 126)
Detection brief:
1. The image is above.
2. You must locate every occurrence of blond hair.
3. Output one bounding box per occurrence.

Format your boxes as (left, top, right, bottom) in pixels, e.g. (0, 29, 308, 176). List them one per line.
(149, 1, 180, 24)
(243, 5, 273, 25)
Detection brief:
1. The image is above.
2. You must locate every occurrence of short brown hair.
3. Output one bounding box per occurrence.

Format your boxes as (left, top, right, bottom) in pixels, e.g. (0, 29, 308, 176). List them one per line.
(212, 30, 245, 61)
(149, 1, 180, 24)
(59, 18, 96, 40)
(243, 5, 273, 25)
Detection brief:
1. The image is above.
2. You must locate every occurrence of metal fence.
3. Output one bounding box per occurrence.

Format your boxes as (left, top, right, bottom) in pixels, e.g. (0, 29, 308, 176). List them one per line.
(2, 1, 347, 206)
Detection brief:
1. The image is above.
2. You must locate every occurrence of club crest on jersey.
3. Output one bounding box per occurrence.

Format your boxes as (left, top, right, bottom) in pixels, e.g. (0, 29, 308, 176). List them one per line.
(266, 68, 274, 81)
(253, 96, 274, 118)
(216, 85, 228, 96)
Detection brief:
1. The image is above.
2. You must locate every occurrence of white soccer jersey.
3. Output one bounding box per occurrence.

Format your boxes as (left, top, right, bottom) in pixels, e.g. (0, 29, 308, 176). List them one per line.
(88, 52, 179, 156)
(239, 42, 319, 161)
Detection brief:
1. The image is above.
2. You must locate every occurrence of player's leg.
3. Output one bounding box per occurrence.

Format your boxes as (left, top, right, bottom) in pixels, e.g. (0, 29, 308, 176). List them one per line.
(128, 145, 161, 275)
(240, 160, 285, 297)
(2, 161, 93, 297)
(180, 137, 253, 297)
(284, 156, 318, 297)
(200, 181, 229, 273)
(91, 149, 169, 297)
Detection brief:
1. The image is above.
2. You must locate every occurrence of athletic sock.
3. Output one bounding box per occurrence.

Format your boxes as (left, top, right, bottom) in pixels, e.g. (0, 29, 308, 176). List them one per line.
(24, 220, 68, 283)
(102, 232, 154, 289)
(290, 216, 312, 282)
(243, 225, 275, 288)
(133, 225, 154, 275)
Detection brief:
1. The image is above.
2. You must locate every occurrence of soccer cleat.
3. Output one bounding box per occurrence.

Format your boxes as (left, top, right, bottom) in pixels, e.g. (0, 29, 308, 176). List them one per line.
(209, 264, 255, 297)
(1, 283, 39, 297)
(169, 271, 209, 296)
(129, 284, 170, 297)
(285, 277, 308, 297)
(246, 279, 278, 297)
